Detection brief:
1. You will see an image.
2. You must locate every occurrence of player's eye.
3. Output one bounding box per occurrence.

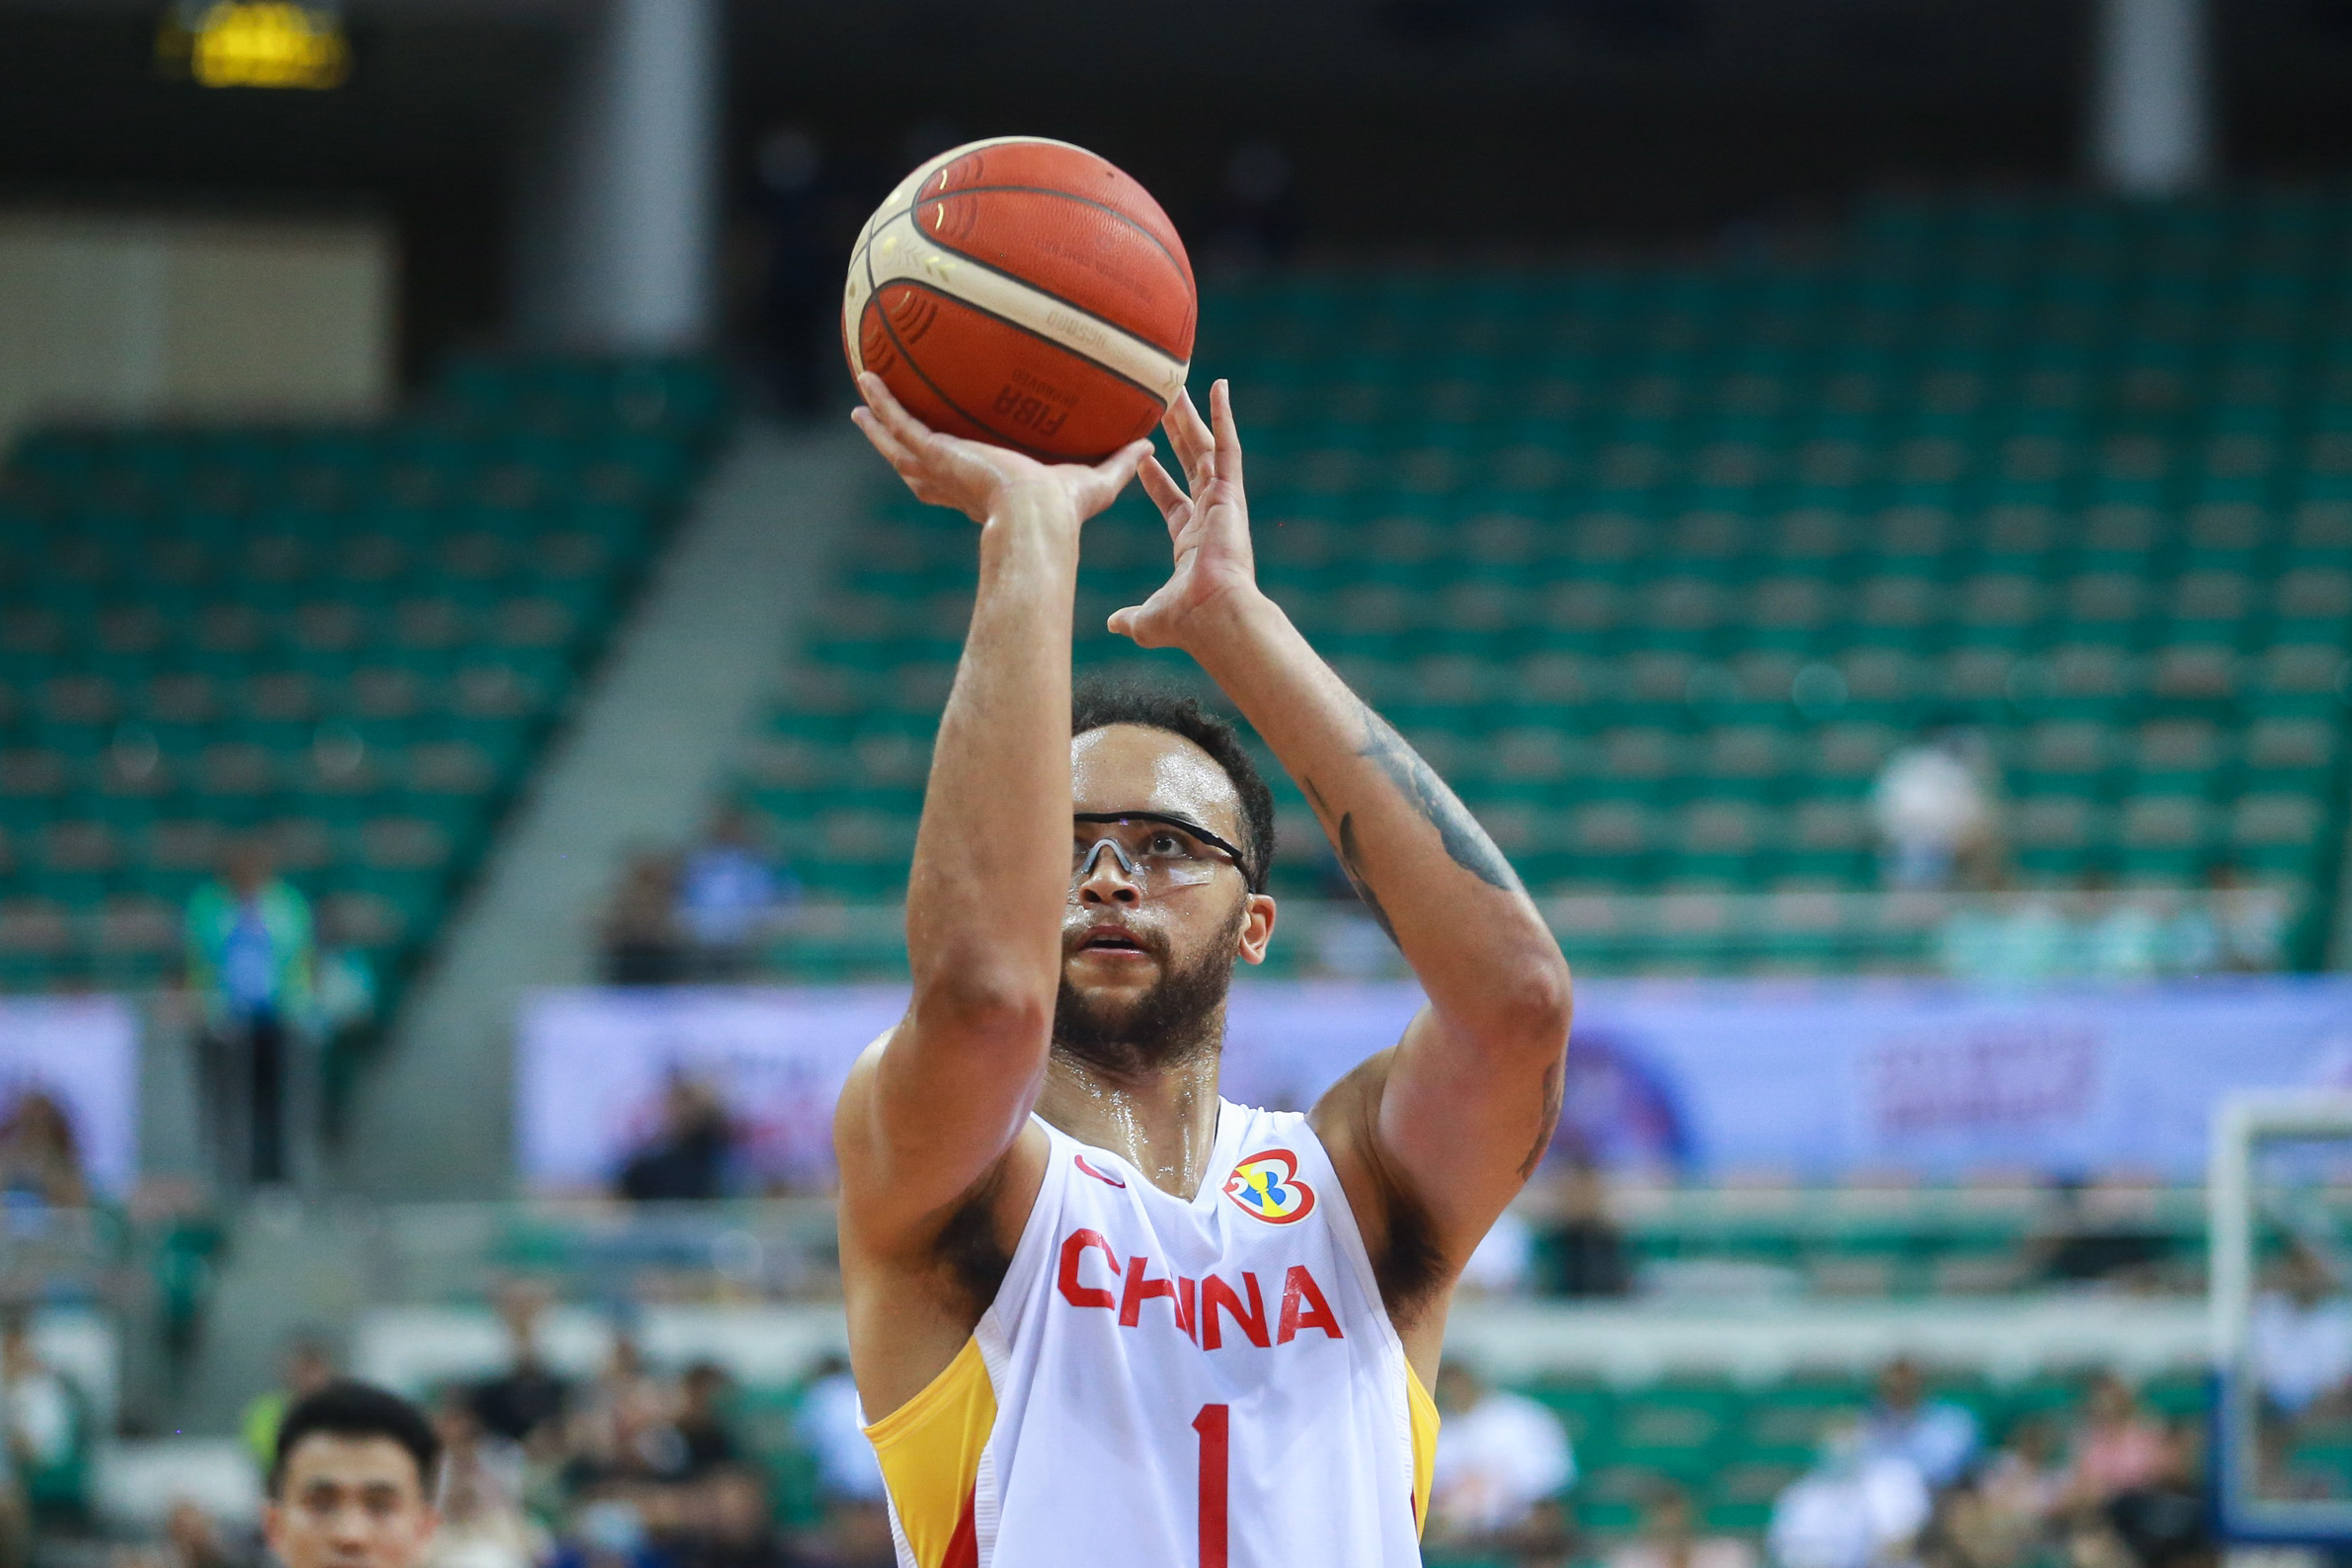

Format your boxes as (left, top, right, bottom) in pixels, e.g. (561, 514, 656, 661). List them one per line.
(1147, 832, 1185, 858)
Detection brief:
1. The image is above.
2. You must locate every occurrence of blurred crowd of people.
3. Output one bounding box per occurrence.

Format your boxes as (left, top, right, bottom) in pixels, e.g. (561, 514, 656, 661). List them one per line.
(1423, 1357, 2213, 1568)
(431, 1288, 888, 1568)
(1934, 868, 2285, 985)
(599, 807, 799, 987)
(1869, 725, 2285, 983)
(146, 1288, 890, 1568)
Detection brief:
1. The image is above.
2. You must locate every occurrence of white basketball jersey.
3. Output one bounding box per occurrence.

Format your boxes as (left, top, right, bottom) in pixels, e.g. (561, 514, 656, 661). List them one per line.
(863, 1100, 1438, 1568)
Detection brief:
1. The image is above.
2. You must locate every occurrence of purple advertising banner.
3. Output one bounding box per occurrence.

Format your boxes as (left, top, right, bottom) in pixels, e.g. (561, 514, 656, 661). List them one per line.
(516, 978, 2352, 1190)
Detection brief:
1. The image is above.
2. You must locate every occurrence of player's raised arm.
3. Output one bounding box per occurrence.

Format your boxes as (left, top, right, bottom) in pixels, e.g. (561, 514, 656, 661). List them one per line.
(835, 374, 1152, 1239)
(1118, 381, 1572, 1303)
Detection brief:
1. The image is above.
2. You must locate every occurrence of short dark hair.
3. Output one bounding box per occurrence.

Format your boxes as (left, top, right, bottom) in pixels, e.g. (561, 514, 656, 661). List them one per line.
(270, 1380, 441, 1497)
(1072, 678, 1276, 894)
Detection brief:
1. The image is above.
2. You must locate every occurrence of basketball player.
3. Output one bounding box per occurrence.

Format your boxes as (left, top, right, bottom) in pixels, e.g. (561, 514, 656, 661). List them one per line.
(839, 371, 1573, 1568)
(264, 1382, 441, 1568)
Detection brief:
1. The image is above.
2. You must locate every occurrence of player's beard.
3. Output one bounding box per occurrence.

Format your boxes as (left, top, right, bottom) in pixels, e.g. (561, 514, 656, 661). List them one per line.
(1053, 902, 1245, 1075)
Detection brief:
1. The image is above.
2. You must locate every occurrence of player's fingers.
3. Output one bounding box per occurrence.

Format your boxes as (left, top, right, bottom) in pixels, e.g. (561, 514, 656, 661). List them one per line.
(1076, 439, 1152, 514)
(858, 372, 936, 450)
(1208, 380, 1246, 490)
(1097, 438, 1155, 481)
(850, 407, 919, 473)
(1164, 389, 1215, 483)
(1137, 455, 1189, 520)
(1106, 605, 1140, 640)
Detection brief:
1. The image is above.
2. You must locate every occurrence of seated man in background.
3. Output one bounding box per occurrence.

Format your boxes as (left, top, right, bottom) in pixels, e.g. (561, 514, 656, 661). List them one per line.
(675, 805, 796, 981)
(1771, 1416, 1931, 1568)
(1607, 1484, 1757, 1568)
(1428, 1360, 1576, 1561)
(1862, 1358, 1980, 1491)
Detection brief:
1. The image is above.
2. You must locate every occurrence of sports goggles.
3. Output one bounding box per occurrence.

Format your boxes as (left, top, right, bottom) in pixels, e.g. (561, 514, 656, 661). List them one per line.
(1071, 811, 1253, 895)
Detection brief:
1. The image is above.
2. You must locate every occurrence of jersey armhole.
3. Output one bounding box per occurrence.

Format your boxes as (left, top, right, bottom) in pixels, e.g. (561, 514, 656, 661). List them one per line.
(865, 1337, 997, 1568)
(1406, 1362, 1441, 1539)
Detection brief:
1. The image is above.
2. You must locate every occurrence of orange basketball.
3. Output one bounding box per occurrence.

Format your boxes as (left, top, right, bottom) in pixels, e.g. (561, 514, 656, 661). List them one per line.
(843, 137, 1196, 462)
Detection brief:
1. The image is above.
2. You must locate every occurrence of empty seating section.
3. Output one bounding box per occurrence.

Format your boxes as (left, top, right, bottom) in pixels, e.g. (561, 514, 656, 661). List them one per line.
(742, 190, 2352, 975)
(0, 358, 727, 995)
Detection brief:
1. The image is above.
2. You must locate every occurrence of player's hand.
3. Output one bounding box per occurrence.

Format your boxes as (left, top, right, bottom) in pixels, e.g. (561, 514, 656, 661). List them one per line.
(1112, 380, 1260, 650)
(851, 372, 1149, 528)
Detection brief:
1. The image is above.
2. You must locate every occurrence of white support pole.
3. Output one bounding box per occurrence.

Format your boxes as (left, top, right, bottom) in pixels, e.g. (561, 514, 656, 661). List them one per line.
(524, 0, 718, 351)
(2090, 0, 2213, 196)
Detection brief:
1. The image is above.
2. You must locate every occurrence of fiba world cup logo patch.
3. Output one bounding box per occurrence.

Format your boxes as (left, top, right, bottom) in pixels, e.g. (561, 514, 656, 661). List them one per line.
(1224, 1149, 1316, 1225)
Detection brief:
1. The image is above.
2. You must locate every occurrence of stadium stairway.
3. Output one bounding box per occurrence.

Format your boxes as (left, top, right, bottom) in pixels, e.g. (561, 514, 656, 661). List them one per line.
(340, 422, 871, 1200)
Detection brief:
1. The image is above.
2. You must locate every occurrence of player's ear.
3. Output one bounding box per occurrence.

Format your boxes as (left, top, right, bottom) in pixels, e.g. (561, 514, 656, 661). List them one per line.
(1238, 893, 1277, 965)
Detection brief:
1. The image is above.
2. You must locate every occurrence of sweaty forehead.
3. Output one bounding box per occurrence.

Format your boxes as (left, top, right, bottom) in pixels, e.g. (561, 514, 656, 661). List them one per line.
(1071, 724, 1246, 844)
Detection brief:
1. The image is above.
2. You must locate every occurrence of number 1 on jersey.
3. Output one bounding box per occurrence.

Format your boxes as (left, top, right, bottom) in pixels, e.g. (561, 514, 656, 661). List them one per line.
(1193, 1403, 1228, 1568)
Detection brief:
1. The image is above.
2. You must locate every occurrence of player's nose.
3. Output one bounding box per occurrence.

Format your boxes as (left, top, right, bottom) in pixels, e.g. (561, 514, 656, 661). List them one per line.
(1075, 856, 1143, 905)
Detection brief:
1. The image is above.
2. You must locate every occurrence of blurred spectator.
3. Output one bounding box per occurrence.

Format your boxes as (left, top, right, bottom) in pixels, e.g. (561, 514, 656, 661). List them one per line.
(1937, 889, 2073, 987)
(2170, 863, 2287, 974)
(2032, 1179, 2169, 1289)
(1934, 1417, 2068, 1568)
(552, 1499, 669, 1568)
(1873, 727, 1999, 891)
(755, 127, 832, 419)
(681, 1469, 795, 1568)
(312, 901, 380, 1049)
(240, 1335, 336, 1470)
(1769, 1416, 1931, 1568)
(1862, 1358, 1979, 1489)
(2080, 878, 2164, 982)
(1428, 1360, 1574, 1553)
(603, 853, 688, 987)
(1538, 1160, 1631, 1298)
(617, 1077, 738, 1203)
(2066, 1375, 2171, 1506)
(791, 1355, 883, 1511)
(2099, 1424, 2209, 1568)
(1975, 1417, 2068, 1536)
(2251, 1243, 2352, 1418)
(471, 1285, 572, 1448)
(0, 1090, 87, 1210)
(678, 807, 795, 982)
(0, 1316, 77, 1542)
(185, 838, 314, 1186)
(566, 1334, 681, 1486)
(1606, 1483, 1757, 1568)
(147, 1499, 247, 1568)
(674, 1363, 740, 1479)
(428, 1394, 543, 1568)
(1, 1315, 76, 1507)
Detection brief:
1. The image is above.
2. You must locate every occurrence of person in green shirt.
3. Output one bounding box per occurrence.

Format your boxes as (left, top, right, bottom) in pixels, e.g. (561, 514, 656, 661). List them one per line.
(243, 1336, 337, 1472)
(184, 839, 314, 1187)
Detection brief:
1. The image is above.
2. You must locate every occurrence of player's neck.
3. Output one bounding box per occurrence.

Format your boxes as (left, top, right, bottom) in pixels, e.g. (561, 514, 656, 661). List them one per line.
(1039, 1047, 1224, 1201)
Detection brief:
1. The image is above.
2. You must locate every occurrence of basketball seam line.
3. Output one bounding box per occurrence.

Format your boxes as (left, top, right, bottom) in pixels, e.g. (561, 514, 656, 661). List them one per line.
(863, 276, 1068, 464)
(910, 183, 1195, 343)
(868, 276, 1170, 412)
(861, 207, 1187, 398)
(875, 202, 1193, 371)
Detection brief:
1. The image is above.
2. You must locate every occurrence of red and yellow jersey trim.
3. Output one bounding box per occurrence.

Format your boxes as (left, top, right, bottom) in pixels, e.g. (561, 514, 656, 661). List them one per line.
(1406, 1364, 1440, 1539)
(863, 1337, 998, 1568)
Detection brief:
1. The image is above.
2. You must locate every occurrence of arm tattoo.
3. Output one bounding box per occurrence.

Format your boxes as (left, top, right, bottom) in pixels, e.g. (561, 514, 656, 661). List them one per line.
(1517, 1057, 1565, 1180)
(1355, 700, 1524, 892)
(1304, 779, 1398, 942)
(1337, 812, 1399, 943)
